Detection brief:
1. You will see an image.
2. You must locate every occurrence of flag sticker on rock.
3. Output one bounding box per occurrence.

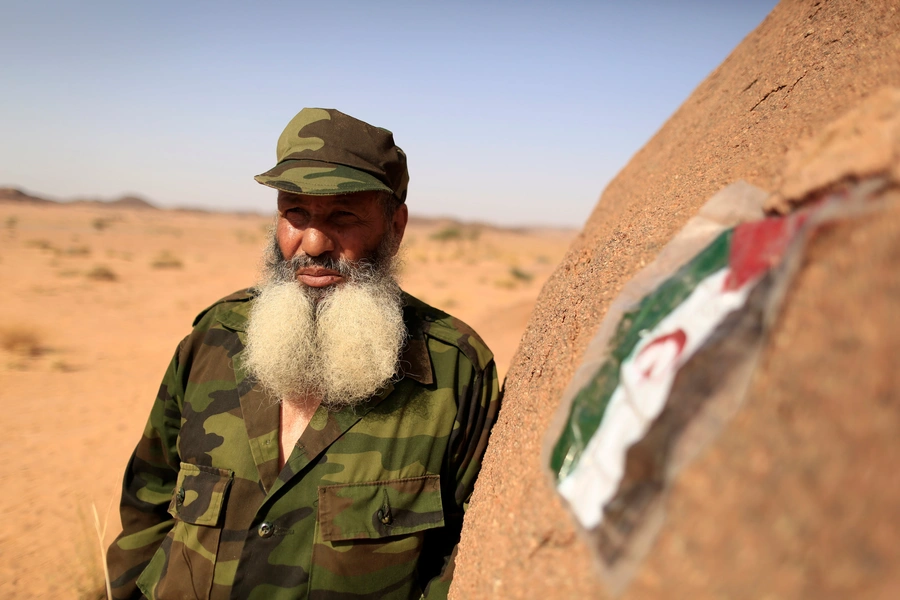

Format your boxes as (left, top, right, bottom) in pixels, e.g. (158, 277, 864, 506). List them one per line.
(546, 177, 892, 594)
(554, 212, 810, 528)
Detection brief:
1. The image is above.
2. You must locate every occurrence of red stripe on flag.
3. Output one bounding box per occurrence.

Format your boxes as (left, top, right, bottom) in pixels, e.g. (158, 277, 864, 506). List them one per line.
(724, 212, 808, 291)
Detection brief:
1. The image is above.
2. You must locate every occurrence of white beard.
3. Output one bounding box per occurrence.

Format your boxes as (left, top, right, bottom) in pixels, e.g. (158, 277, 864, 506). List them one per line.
(243, 274, 406, 410)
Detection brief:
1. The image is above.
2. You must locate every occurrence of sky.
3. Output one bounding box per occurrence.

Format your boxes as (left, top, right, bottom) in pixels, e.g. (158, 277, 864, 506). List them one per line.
(1, 1, 778, 227)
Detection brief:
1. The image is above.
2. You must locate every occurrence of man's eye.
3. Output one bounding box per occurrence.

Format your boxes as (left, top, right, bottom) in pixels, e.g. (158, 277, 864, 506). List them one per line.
(284, 209, 309, 223)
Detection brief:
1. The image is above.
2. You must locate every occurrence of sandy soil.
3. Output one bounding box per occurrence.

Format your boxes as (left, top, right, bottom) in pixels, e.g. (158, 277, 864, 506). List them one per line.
(0, 201, 572, 599)
(454, 1, 900, 598)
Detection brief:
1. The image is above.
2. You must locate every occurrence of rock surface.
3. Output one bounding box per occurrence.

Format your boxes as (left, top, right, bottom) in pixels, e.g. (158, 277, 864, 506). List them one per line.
(453, 1, 900, 598)
(767, 86, 900, 212)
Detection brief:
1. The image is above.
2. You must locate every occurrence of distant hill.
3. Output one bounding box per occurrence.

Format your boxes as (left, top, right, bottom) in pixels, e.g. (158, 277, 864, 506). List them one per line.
(0, 186, 158, 210)
(0, 187, 53, 204)
(70, 195, 158, 210)
(0, 185, 571, 232)
(407, 214, 574, 236)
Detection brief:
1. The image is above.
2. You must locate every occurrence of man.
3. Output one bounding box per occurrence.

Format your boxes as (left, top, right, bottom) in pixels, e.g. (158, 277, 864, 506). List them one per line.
(107, 108, 500, 600)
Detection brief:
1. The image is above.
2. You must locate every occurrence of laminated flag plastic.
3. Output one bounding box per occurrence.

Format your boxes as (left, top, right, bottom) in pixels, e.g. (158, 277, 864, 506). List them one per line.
(545, 177, 892, 594)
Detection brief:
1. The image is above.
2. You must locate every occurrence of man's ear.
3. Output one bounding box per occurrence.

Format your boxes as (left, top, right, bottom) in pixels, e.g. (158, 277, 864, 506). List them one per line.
(390, 203, 409, 255)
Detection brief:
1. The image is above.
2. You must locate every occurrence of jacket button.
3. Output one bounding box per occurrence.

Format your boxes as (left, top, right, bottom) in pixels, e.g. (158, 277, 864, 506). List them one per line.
(257, 521, 274, 538)
(176, 488, 185, 503)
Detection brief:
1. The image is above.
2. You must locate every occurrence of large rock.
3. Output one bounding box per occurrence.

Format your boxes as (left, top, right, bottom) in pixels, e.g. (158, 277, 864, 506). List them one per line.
(453, 1, 900, 598)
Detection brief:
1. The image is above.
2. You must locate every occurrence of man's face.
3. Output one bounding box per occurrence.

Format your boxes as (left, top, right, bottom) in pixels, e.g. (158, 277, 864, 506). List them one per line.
(248, 189, 409, 407)
(275, 190, 408, 289)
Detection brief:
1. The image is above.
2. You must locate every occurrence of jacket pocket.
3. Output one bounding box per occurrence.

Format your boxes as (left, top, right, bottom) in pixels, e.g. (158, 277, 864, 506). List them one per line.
(137, 463, 234, 600)
(168, 463, 234, 526)
(311, 475, 445, 597)
(318, 474, 444, 541)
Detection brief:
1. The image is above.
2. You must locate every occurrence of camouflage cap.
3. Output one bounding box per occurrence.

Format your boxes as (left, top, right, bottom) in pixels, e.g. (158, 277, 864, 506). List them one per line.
(254, 108, 409, 203)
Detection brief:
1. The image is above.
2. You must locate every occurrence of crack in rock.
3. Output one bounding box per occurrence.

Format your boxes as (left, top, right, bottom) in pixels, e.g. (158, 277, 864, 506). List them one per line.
(750, 74, 806, 112)
(750, 84, 787, 111)
(787, 73, 807, 96)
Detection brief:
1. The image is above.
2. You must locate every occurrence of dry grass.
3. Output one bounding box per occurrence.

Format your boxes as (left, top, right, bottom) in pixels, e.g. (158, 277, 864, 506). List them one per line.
(92, 501, 113, 600)
(74, 502, 112, 600)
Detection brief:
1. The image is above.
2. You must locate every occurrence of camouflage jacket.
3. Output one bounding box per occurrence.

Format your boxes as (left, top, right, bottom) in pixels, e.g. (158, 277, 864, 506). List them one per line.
(107, 289, 500, 600)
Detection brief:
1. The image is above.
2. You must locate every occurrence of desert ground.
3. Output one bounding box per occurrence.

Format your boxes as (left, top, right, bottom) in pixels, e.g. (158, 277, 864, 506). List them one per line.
(0, 199, 574, 599)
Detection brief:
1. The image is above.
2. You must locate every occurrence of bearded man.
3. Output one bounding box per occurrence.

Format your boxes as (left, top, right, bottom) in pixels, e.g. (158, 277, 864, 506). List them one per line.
(107, 108, 500, 600)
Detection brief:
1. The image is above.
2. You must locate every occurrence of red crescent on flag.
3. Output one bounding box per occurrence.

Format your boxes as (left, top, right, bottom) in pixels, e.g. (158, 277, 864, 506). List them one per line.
(635, 329, 688, 379)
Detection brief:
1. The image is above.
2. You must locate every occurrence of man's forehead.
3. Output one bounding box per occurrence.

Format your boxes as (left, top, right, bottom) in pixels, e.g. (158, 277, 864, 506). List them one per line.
(276, 190, 382, 208)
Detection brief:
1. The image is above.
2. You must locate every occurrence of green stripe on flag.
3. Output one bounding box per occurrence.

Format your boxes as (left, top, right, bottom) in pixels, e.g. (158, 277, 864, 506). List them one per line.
(551, 229, 734, 481)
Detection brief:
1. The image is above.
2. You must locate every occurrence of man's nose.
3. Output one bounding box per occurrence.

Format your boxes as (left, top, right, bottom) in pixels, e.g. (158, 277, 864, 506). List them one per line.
(299, 226, 335, 257)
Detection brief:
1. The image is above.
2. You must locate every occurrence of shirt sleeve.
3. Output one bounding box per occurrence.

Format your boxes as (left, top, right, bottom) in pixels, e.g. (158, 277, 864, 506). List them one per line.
(106, 339, 186, 599)
(422, 351, 501, 599)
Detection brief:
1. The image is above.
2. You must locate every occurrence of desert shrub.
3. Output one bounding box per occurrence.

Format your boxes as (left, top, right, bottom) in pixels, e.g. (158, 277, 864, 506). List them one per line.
(430, 225, 482, 242)
(430, 226, 463, 241)
(86, 265, 118, 281)
(65, 245, 91, 257)
(51, 360, 77, 372)
(151, 251, 183, 269)
(26, 238, 57, 252)
(509, 266, 534, 282)
(0, 325, 46, 357)
(92, 217, 114, 232)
